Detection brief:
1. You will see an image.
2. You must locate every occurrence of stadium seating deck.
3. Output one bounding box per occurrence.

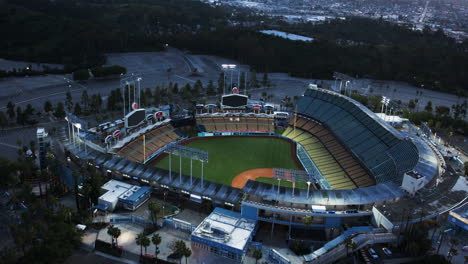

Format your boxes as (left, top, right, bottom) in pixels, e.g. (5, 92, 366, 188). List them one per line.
(284, 127, 354, 190)
(116, 124, 181, 163)
(295, 87, 420, 185)
(283, 116, 375, 189)
(196, 117, 275, 132)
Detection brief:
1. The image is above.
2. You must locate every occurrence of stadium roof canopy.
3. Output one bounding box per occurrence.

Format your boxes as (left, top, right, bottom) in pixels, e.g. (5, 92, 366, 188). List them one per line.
(67, 146, 242, 204)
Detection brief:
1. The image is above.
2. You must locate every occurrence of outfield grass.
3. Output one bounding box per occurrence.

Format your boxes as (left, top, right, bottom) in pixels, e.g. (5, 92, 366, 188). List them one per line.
(155, 137, 300, 186)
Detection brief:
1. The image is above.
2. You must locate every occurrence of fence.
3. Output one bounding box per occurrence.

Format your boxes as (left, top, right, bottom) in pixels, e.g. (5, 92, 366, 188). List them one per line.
(268, 248, 291, 264)
(164, 218, 194, 233)
(105, 214, 151, 227)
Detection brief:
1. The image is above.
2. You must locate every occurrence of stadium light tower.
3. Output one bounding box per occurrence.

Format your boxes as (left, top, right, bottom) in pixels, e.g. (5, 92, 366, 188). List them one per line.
(137, 77, 142, 107)
(222, 64, 236, 92)
(381, 96, 390, 114)
(222, 64, 228, 94)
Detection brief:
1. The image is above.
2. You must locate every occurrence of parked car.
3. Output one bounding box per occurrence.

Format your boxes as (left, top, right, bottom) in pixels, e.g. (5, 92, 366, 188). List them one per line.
(383, 247, 392, 256)
(368, 248, 379, 259)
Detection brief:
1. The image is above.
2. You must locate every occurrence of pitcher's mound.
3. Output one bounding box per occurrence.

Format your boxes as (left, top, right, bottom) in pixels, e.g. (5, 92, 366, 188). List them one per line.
(231, 168, 274, 189)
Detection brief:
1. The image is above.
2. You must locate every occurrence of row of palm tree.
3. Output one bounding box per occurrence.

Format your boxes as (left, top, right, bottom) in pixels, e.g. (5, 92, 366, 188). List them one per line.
(135, 232, 164, 258)
(170, 240, 192, 264)
(107, 225, 164, 259)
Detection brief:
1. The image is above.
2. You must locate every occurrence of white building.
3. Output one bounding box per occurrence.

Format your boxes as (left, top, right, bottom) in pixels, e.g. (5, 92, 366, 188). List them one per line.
(97, 180, 151, 211)
(401, 171, 426, 196)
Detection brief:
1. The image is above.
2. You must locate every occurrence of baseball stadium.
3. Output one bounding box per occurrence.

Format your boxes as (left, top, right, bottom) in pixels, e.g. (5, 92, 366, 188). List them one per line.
(63, 84, 465, 263)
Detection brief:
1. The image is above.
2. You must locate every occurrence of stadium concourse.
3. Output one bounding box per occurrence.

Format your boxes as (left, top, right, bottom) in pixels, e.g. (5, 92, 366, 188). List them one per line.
(60, 85, 463, 264)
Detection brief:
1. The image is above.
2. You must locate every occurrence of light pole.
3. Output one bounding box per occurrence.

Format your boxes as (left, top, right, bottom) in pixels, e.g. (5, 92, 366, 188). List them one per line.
(345, 81, 350, 96)
(179, 155, 182, 184)
(222, 64, 236, 92)
(137, 77, 142, 107)
(71, 123, 76, 147)
(75, 123, 82, 151)
(222, 64, 228, 94)
(126, 81, 131, 113)
(201, 161, 204, 188)
(169, 152, 172, 181)
(121, 73, 126, 117)
(381, 96, 387, 113)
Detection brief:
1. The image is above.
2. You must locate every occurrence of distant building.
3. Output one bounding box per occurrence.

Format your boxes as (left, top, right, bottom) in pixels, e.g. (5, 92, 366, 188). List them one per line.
(36, 128, 49, 170)
(97, 179, 151, 211)
(191, 208, 257, 263)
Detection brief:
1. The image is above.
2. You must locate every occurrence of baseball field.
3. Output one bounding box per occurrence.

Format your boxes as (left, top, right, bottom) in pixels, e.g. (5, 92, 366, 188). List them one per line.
(154, 136, 306, 188)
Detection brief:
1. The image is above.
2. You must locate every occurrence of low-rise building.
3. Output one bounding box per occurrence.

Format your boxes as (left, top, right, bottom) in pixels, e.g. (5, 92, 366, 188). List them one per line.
(191, 207, 257, 263)
(98, 179, 151, 211)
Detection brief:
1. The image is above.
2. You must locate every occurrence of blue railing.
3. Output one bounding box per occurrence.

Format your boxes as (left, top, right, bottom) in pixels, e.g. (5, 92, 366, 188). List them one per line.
(296, 143, 332, 190)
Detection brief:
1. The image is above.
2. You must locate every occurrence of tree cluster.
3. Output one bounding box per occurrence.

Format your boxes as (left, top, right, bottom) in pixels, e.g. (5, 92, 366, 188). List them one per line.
(0, 1, 466, 95)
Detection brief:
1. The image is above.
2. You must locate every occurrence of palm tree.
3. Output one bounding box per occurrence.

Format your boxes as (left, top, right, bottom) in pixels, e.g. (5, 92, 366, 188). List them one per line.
(148, 201, 162, 227)
(142, 236, 150, 255)
(107, 225, 121, 248)
(135, 232, 146, 256)
(152, 233, 161, 257)
(183, 246, 191, 264)
(113, 226, 121, 247)
(172, 240, 189, 264)
(253, 249, 262, 264)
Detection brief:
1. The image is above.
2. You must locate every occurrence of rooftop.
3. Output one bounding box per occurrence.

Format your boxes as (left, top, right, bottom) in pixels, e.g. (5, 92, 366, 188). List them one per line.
(99, 179, 135, 203)
(192, 208, 256, 252)
(449, 201, 468, 220)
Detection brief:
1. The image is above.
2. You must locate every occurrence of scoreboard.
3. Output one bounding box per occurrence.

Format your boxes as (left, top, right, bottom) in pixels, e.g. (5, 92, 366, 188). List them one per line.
(125, 109, 146, 128)
(222, 94, 248, 108)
